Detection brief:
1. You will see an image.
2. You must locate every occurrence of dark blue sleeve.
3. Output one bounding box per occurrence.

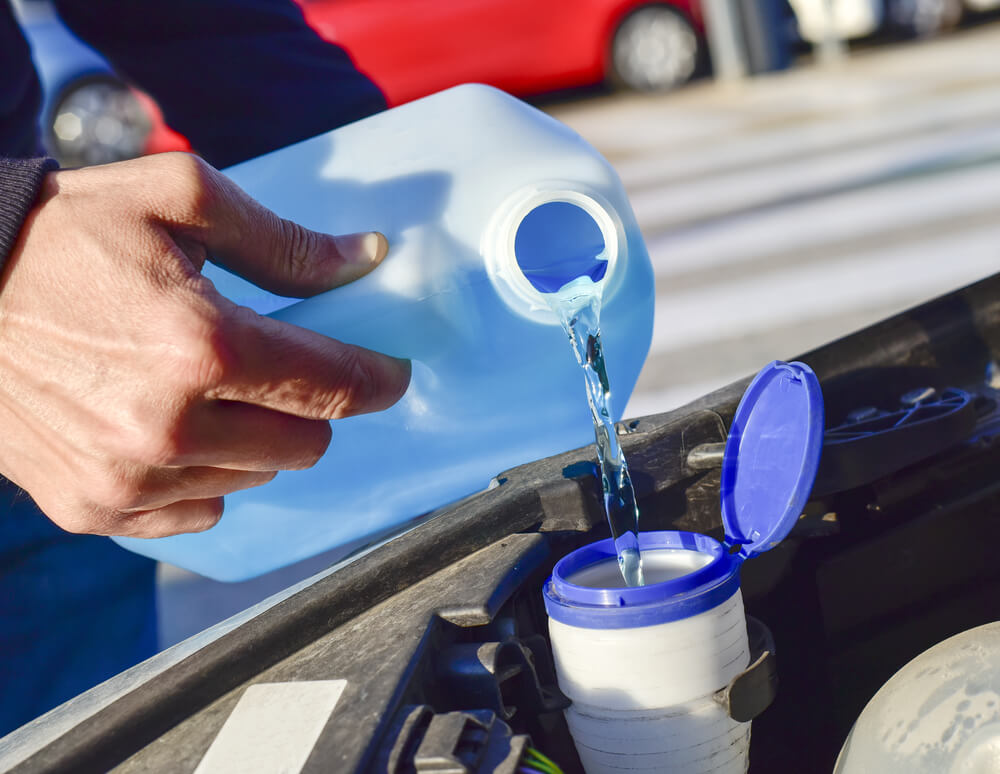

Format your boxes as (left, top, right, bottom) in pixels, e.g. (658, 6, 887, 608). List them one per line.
(51, 0, 387, 168)
(0, 0, 44, 158)
(0, 481, 157, 737)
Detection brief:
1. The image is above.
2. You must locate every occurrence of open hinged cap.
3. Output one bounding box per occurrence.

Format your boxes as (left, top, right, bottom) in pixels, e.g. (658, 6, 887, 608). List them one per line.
(721, 361, 824, 561)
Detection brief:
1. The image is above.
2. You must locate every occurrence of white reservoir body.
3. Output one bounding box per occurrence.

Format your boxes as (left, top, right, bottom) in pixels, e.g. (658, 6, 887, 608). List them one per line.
(544, 533, 752, 774)
(112, 84, 655, 581)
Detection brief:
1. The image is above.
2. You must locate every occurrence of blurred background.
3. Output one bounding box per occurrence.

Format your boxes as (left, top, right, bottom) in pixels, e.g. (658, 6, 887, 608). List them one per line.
(12, 0, 1000, 647)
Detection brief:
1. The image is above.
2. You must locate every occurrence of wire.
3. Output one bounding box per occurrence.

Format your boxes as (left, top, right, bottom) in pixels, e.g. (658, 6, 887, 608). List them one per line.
(524, 747, 565, 774)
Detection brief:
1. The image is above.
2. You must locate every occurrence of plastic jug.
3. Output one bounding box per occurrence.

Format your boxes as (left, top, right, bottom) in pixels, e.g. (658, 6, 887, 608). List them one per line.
(113, 84, 655, 581)
(543, 361, 825, 773)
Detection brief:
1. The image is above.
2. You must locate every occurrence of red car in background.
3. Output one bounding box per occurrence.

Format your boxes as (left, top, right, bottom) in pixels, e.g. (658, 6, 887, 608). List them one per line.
(25, 0, 704, 167)
(296, 0, 705, 106)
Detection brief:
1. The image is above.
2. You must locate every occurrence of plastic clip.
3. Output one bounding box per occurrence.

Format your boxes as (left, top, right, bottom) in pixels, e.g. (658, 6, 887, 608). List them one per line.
(713, 615, 778, 722)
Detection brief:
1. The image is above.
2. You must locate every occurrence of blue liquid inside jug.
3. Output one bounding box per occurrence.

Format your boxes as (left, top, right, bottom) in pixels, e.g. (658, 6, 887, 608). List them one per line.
(514, 201, 609, 293)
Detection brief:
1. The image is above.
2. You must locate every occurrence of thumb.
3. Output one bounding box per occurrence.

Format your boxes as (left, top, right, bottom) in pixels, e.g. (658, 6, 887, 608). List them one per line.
(185, 162, 389, 297)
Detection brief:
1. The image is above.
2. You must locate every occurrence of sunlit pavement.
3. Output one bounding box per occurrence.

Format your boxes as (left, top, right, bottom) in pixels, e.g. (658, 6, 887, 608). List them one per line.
(547, 23, 1000, 416)
(158, 24, 1000, 648)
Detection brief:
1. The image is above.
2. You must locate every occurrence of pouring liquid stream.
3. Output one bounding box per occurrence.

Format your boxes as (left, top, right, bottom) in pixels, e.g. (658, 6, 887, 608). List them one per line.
(547, 277, 645, 587)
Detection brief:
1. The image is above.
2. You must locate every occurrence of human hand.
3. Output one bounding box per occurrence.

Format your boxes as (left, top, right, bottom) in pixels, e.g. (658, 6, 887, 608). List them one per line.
(0, 153, 410, 538)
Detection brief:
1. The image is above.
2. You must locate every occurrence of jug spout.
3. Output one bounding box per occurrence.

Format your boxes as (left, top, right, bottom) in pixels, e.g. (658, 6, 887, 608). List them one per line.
(484, 186, 627, 322)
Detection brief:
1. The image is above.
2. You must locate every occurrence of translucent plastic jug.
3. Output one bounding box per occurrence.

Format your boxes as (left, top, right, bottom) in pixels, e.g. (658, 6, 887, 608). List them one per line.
(113, 84, 655, 581)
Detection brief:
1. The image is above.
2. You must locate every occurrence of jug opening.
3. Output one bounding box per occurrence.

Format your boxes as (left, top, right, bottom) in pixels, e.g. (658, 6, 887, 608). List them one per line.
(514, 201, 608, 294)
(484, 187, 622, 323)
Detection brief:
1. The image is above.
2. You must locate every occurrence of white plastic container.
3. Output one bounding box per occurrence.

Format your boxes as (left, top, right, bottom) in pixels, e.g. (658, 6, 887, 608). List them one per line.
(543, 362, 825, 773)
(835, 622, 1000, 774)
(112, 84, 655, 581)
(548, 533, 752, 773)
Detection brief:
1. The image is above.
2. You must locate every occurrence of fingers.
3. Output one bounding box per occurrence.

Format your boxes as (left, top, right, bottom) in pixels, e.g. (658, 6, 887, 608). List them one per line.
(151, 155, 412, 419)
(213, 217, 390, 298)
(207, 306, 411, 420)
(117, 467, 276, 513)
(52, 496, 228, 539)
(157, 153, 390, 297)
(141, 155, 411, 421)
(169, 401, 333, 470)
(63, 463, 277, 538)
(114, 497, 227, 539)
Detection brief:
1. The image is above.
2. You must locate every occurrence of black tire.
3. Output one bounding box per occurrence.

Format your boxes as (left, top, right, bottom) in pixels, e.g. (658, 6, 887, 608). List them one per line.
(609, 4, 701, 92)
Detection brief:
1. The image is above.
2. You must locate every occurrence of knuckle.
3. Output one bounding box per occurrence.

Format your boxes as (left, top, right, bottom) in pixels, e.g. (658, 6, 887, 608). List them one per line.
(187, 335, 231, 393)
(142, 428, 188, 468)
(163, 152, 212, 193)
(111, 408, 190, 467)
(275, 216, 320, 285)
(157, 153, 220, 224)
(50, 502, 104, 536)
(39, 481, 132, 535)
(170, 311, 237, 394)
(88, 468, 146, 513)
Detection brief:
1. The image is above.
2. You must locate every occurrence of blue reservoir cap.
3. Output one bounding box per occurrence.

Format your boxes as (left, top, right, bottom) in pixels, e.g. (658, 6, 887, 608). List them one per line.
(721, 361, 824, 560)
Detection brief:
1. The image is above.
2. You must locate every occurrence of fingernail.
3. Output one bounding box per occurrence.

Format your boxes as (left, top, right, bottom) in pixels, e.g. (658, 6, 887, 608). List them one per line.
(333, 231, 389, 265)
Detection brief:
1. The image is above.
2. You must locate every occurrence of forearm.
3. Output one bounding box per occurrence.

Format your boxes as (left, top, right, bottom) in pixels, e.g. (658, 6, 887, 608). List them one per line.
(0, 157, 58, 273)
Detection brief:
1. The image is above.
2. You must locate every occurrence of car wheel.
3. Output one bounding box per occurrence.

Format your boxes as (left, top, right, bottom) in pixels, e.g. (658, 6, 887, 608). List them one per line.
(610, 4, 700, 92)
(48, 77, 152, 167)
(886, 0, 963, 36)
